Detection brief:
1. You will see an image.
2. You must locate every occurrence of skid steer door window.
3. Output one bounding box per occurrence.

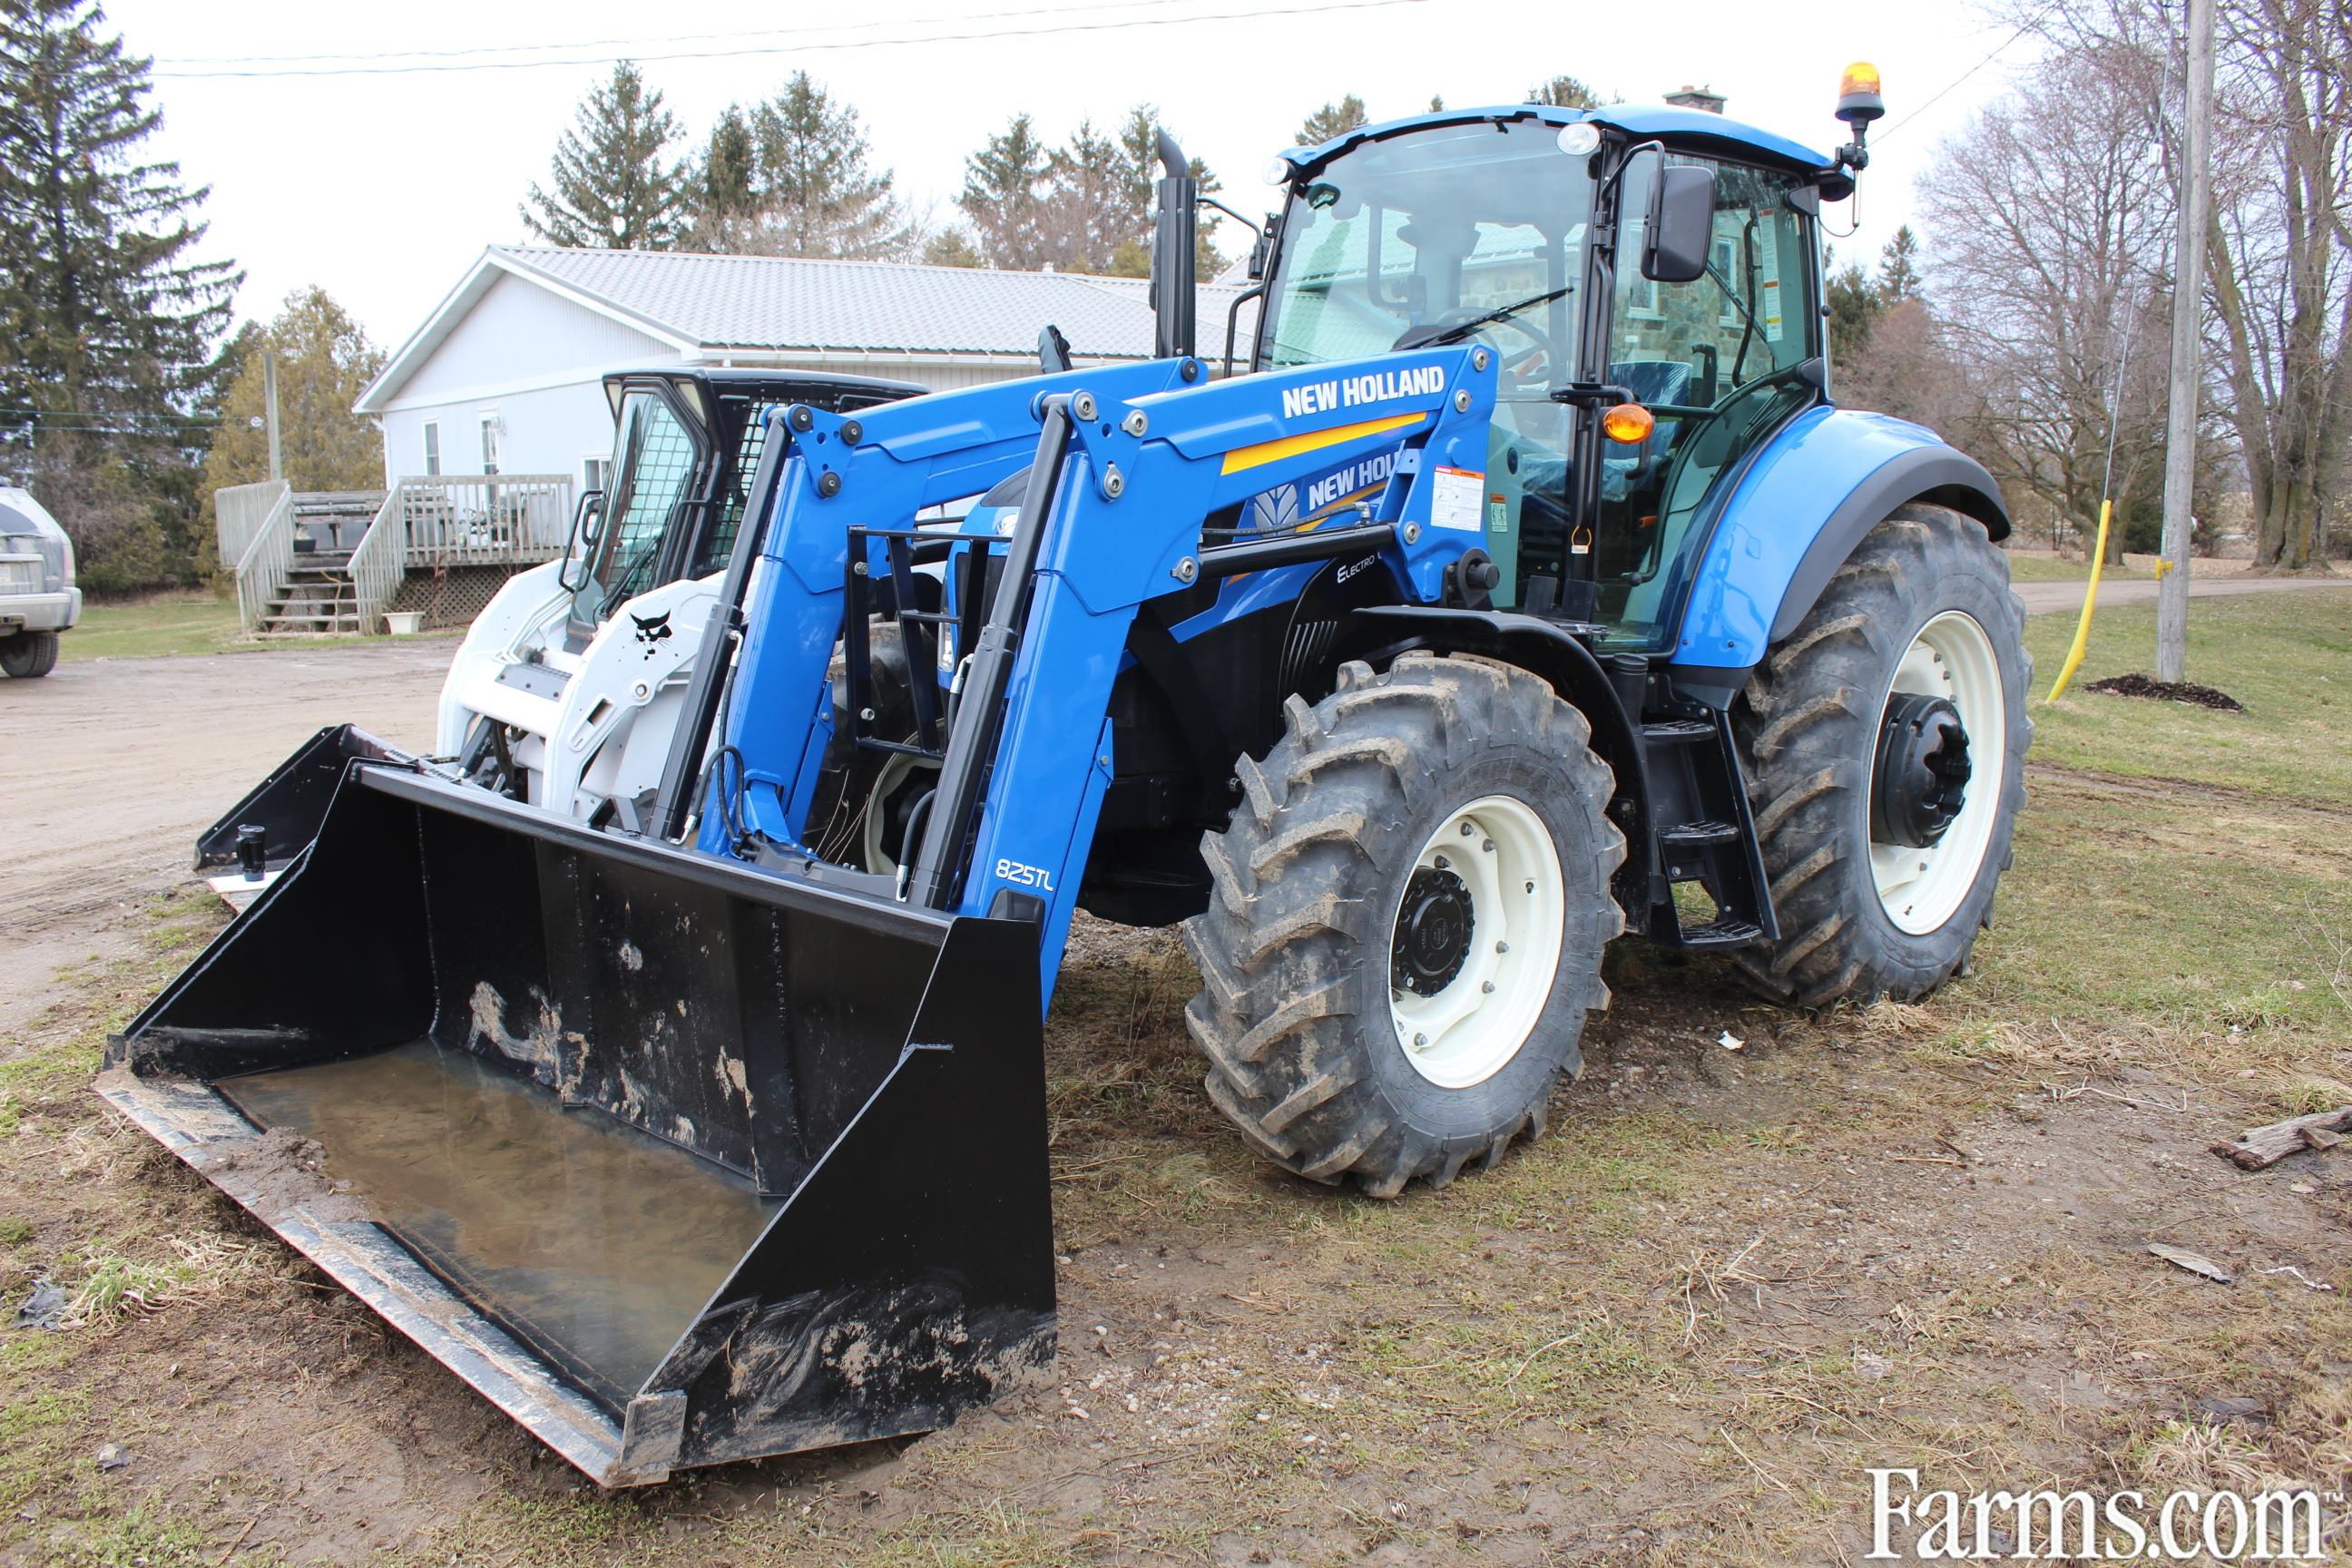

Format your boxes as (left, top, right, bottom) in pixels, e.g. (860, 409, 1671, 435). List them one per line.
(574, 387, 707, 630)
(1591, 157, 1818, 651)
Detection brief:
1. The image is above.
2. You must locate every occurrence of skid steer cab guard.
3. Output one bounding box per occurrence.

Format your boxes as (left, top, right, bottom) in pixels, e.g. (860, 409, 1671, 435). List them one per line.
(107, 760, 1051, 1486)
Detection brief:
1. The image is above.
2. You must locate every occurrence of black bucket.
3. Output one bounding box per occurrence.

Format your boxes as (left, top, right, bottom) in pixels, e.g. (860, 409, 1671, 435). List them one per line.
(105, 761, 1054, 1485)
(193, 724, 412, 881)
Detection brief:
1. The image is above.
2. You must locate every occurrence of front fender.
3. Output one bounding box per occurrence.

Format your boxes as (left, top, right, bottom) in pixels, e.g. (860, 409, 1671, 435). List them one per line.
(1671, 408, 2007, 671)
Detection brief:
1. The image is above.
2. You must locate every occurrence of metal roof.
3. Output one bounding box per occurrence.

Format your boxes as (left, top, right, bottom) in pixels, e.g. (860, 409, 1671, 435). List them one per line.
(357, 246, 1253, 412)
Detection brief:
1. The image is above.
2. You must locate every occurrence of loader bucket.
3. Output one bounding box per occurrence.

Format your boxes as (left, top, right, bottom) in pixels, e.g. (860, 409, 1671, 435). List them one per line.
(104, 760, 1054, 1486)
(193, 723, 412, 879)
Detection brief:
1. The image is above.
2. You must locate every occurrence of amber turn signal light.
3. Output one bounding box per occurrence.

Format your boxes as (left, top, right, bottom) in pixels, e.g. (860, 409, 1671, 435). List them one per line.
(1601, 403, 1654, 444)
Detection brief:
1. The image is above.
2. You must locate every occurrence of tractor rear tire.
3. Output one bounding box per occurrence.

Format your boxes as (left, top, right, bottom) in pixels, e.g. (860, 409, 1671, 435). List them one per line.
(1181, 652, 1625, 1197)
(0, 631, 58, 679)
(1731, 505, 2031, 1007)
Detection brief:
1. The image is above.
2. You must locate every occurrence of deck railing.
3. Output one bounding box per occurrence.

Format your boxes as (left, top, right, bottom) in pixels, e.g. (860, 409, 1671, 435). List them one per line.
(216, 480, 289, 573)
(348, 486, 408, 634)
(230, 485, 298, 632)
(394, 474, 573, 567)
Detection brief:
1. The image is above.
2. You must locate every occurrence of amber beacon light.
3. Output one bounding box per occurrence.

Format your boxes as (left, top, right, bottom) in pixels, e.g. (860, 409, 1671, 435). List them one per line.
(1837, 62, 1885, 127)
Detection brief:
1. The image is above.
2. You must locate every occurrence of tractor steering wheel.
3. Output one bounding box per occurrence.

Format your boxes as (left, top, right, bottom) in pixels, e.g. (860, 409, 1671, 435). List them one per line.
(1421, 309, 1559, 382)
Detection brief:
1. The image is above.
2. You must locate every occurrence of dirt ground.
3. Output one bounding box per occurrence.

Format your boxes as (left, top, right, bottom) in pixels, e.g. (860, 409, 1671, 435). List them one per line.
(2006, 571, 2352, 618)
(0, 642, 451, 1041)
(4, 622, 2351, 1567)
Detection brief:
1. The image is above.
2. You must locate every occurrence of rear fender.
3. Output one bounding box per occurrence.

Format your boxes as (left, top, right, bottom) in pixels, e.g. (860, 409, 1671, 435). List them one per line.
(1671, 409, 2007, 671)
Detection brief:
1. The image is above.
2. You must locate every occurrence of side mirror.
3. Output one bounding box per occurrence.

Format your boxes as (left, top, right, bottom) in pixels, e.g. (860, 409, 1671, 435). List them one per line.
(557, 490, 604, 593)
(1642, 163, 1716, 284)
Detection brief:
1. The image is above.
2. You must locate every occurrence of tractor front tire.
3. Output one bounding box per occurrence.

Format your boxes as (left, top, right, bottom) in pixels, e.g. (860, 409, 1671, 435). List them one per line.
(1181, 652, 1625, 1197)
(1732, 505, 2031, 1007)
(0, 631, 59, 679)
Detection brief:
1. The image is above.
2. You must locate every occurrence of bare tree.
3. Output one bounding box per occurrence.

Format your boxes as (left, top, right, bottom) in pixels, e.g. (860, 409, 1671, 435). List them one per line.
(2014, 0, 2352, 570)
(1918, 42, 2179, 559)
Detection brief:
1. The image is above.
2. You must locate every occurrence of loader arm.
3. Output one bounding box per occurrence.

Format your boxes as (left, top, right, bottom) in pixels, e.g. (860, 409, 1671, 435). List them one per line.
(709, 346, 1502, 1004)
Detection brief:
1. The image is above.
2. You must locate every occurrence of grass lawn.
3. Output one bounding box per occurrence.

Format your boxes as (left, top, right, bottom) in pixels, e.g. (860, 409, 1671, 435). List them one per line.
(5, 594, 2350, 1565)
(2004, 551, 2151, 582)
(61, 590, 242, 661)
(63, 590, 461, 661)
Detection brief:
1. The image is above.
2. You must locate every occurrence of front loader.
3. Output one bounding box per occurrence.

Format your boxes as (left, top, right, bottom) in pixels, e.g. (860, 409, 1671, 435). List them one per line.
(107, 68, 2030, 1485)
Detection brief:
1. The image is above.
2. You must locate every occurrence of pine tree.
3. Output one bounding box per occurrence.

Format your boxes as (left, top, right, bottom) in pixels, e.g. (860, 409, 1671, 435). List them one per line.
(520, 62, 689, 250)
(1044, 118, 1132, 273)
(740, 74, 913, 260)
(1528, 75, 1602, 109)
(201, 288, 387, 506)
(698, 104, 758, 227)
(1296, 94, 1368, 146)
(0, 0, 240, 590)
(1825, 255, 1884, 365)
(958, 113, 1053, 270)
(922, 228, 985, 269)
(1877, 225, 1925, 304)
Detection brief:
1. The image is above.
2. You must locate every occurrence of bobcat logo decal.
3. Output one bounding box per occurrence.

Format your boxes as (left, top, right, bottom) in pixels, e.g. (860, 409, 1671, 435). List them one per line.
(630, 610, 673, 660)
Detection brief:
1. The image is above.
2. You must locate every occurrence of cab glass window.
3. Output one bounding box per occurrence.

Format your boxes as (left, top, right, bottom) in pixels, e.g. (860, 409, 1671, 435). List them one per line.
(1592, 156, 1818, 651)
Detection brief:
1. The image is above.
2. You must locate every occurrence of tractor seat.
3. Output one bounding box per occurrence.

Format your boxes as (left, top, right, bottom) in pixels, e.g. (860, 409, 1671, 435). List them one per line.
(1609, 359, 1694, 408)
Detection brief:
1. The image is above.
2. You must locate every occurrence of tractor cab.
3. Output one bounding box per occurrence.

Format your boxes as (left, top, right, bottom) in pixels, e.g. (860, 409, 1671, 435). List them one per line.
(1250, 104, 1835, 653)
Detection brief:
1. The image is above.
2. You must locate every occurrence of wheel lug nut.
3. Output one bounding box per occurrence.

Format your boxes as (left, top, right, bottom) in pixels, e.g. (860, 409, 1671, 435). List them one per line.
(1481, 981, 1495, 994)
(1413, 1033, 1428, 1048)
(1434, 854, 1448, 869)
(1495, 940, 1509, 954)
(1482, 838, 1494, 853)
(1524, 879, 1534, 893)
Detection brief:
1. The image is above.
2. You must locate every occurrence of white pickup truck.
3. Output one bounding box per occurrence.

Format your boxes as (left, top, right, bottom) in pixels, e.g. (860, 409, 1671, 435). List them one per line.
(0, 485, 79, 679)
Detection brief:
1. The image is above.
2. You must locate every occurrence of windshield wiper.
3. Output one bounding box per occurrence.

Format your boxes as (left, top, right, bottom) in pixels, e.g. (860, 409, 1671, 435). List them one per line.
(1705, 262, 1762, 336)
(1417, 284, 1575, 348)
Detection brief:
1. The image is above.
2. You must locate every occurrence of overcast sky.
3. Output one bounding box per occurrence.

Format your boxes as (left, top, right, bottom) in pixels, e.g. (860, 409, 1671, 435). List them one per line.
(109, 0, 2035, 353)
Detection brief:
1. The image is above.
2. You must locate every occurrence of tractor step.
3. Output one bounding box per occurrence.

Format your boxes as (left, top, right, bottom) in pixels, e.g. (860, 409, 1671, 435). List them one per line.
(1640, 719, 1715, 742)
(1658, 819, 1740, 848)
(1672, 917, 1764, 947)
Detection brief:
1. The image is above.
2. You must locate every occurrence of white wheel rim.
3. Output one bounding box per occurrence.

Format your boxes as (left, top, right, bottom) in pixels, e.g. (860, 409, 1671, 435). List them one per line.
(1869, 610, 2006, 935)
(1387, 794, 1564, 1089)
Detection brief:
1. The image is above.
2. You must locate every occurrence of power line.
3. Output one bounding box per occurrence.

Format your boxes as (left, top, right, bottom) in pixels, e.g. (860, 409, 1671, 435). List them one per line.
(1877, 13, 2049, 142)
(153, 0, 1434, 80)
(164, 0, 1209, 67)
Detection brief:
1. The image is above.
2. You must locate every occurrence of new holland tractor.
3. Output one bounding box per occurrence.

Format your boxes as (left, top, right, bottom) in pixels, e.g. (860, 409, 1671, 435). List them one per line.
(106, 70, 2029, 1486)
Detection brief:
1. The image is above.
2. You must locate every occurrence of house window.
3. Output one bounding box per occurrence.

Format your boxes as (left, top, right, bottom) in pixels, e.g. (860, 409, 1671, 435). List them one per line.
(421, 421, 441, 476)
(480, 412, 502, 475)
(1624, 276, 1662, 319)
(1714, 237, 1740, 326)
(583, 455, 609, 495)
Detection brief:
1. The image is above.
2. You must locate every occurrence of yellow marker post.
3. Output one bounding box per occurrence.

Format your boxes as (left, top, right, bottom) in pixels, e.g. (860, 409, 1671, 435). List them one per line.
(2043, 498, 2112, 701)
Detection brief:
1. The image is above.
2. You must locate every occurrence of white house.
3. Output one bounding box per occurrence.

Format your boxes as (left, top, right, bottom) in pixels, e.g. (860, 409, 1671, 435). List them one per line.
(354, 247, 1257, 493)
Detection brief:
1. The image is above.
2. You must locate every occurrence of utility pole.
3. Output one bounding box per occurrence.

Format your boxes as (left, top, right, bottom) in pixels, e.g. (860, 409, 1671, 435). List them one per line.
(262, 349, 283, 484)
(2157, 0, 2215, 683)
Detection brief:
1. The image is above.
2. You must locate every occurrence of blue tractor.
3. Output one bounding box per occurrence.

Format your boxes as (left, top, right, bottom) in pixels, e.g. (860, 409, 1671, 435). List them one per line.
(106, 70, 2028, 1485)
